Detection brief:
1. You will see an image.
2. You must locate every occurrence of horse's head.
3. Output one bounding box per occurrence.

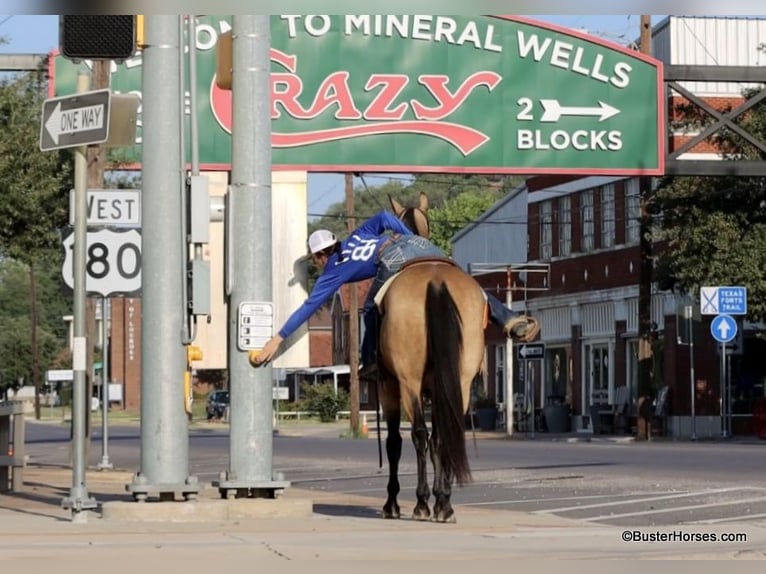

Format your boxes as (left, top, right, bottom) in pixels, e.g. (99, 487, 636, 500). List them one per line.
(389, 192, 430, 239)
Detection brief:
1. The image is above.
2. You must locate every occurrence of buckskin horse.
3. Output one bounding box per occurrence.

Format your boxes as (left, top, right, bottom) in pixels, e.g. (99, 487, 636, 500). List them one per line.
(374, 193, 487, 523)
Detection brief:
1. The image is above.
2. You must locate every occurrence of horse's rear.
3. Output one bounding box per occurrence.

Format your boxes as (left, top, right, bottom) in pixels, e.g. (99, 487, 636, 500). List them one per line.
(377, 260, 486, 523)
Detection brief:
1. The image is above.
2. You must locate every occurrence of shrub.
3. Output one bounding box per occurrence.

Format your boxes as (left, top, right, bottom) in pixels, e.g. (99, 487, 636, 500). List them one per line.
(301, 382, 349, 422)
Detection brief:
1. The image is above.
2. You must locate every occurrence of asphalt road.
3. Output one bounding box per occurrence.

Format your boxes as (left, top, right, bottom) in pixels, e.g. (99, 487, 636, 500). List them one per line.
(23, 420, 766, 528)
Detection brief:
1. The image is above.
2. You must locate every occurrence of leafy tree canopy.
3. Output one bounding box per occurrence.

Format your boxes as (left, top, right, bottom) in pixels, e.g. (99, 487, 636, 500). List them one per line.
(653, 89, 766, 322)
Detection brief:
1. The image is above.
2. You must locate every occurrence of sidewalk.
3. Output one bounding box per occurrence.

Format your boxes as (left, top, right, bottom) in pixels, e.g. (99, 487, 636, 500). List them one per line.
(3, 460, 766, 564)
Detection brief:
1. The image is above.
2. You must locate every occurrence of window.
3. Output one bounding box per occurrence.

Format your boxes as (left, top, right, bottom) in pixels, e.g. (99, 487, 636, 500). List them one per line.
(581, 189, 594, 252)
(558, 196, 571, 256)
(625, 179, 640, 244)
(539, 200, 552, 260)
(601, 184, 615, 248)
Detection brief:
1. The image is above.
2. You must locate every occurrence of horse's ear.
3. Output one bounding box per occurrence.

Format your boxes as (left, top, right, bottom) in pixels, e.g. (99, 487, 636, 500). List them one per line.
(389, 195, 405, 216)
(418, 192, 429, 213)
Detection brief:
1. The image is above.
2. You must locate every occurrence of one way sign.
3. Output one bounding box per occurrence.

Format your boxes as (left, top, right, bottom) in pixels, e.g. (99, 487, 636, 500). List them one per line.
(517, 342, 545, 361)
(39, 89, 111, 151)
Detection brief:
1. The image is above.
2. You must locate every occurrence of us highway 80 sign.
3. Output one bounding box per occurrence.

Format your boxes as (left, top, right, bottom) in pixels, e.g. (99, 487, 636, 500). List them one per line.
(61, 228, 142, 297)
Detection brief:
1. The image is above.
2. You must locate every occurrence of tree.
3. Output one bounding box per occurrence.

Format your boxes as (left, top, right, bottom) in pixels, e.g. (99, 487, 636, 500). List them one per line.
(0, 66, 73, 416)
(653, 89, 766, 322)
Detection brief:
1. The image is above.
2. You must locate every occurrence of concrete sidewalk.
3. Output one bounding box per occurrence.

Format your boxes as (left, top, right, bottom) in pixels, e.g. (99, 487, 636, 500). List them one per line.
(2, 464, 766, 564)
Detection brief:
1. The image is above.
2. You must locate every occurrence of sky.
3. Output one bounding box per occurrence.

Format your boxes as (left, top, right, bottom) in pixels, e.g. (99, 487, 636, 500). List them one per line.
(0, 14, 667, 217)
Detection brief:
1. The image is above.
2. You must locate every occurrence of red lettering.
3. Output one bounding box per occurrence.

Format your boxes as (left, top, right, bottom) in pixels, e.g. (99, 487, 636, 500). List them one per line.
(271, 74, 307, 119)
(304, 72, 362, 120)
(364, 75, 410, 120)
(411, 72, 502, 120)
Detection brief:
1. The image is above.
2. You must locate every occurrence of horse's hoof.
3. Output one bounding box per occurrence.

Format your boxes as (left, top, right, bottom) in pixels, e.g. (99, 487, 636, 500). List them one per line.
(431, 509, 456, 523)
(412, 504, 431, 521)
(382, 505, 400, 519)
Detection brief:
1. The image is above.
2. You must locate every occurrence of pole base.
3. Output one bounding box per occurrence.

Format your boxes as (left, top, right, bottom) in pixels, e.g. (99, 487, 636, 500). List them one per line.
(61, 493, 98, 512)
(97, 457, 114, 470)
(213, 472, 290, 500)
(126, 472, 201, 502)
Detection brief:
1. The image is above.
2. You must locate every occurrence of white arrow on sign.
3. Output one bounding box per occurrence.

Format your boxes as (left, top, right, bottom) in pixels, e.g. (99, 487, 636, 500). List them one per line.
(716, 319, 731, 340)
(44, 102, 106, 145)
(518, 344, 543, 359)
(540, 99, 620, 123)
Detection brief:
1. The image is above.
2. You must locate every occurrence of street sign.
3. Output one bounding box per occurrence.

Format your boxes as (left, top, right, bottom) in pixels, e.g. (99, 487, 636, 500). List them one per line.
(61, 228, 142, 297)
(517, 342, 545, 361)
(700, 286, 747, 315)
(40, 88, 111, 151)
(238, 301, 274, 351)
(69, 189, 141, 227)
(710, 314, 737, 344)
(51, 16, 663, 174)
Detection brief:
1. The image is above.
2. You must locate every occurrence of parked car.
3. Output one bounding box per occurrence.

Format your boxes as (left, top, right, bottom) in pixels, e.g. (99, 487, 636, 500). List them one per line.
(206, 390, 229, 420)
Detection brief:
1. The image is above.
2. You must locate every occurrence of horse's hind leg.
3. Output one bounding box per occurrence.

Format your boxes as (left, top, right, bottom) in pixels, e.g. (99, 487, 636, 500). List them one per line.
(411, 407, 431, 521)
(429, 431, 455, 523)
(382, 411, 402, 519)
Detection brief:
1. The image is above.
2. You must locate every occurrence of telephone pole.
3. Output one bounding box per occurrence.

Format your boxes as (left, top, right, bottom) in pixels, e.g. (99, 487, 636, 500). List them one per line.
(345, 173, 360, 435)
(637, 14, 654, 440)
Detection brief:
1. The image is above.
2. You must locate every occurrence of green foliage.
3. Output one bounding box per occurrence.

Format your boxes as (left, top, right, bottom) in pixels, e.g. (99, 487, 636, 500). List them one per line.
(300, 381, 349, 422)
(0, 69, 72, 265)
(653, 88, 766, 322)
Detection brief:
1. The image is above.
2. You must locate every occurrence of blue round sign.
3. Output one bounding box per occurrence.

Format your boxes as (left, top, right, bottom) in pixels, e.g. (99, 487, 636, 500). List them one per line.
(710, 314, 737, 343)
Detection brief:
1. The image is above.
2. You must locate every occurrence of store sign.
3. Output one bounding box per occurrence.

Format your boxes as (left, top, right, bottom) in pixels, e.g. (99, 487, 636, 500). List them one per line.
(51, 15, 663, 174)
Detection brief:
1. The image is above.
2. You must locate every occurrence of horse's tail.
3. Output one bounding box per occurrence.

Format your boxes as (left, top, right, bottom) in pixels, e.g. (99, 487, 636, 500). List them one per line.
(425, 281, 472, 486)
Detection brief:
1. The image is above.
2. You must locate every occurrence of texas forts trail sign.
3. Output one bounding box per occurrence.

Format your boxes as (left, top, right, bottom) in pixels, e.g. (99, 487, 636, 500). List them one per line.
(51, 15, 664, 175)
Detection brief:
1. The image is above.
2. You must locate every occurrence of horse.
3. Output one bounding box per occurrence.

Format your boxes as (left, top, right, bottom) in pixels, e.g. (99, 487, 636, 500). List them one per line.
(375, 257, 486, 523)
(389, 191, 430, 238)
(373, 193, 487, 523)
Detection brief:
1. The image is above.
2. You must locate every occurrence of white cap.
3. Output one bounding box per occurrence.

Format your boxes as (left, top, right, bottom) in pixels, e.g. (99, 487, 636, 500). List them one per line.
(307, 229, 337, 254)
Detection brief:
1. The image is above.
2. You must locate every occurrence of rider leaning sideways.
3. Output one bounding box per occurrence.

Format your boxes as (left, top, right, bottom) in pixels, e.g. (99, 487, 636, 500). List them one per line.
(249, 210, 539, 380)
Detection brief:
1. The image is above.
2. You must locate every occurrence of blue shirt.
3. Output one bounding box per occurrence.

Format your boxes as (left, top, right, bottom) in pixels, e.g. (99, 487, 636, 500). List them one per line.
(278, 211, 413, 339)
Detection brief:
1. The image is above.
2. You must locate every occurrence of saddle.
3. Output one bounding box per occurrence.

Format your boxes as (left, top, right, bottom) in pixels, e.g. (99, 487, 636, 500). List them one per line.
(373, 256, 466, 309)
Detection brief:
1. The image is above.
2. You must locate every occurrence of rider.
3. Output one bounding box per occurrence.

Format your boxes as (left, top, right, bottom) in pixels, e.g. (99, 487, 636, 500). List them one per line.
(250, 210, 539, 379)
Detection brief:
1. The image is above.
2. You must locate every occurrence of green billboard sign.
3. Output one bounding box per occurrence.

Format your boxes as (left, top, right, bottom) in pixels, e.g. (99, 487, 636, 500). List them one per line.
(51, 15, 664, 175)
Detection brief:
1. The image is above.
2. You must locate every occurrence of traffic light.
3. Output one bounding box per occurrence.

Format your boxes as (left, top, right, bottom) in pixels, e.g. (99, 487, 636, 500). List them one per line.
(215, 31, 233, 90)
(60, 15, 136, 61)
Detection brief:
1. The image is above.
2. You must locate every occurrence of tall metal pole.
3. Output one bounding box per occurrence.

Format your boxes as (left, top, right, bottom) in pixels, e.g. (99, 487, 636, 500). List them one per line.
(504, 269, 514, 436)
(215, 15, 287, 497)
(98, 297, 113, 469)
(128, 15, 198, 501)
(718, 343, 729, 438)
(61, 68, 97, 519)
(685, 306, 697, 441)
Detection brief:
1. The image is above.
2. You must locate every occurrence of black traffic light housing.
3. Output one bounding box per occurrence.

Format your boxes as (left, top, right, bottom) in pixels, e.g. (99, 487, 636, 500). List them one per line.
(60, 15, 136, 61)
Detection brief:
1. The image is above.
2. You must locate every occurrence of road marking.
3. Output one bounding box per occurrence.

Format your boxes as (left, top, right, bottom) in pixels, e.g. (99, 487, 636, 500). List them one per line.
(535, 487, 740, 514)
(685, 512, 766, 524)
(582, 496, 766, 522)
(462, 491, 685, 507)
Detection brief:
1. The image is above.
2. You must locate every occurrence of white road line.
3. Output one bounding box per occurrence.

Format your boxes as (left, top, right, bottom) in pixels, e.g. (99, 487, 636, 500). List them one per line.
(535, 487, 741, 514)
(582, 496, 766, 522)
(685, 512, 766, 524)
(462, 491, 685, 507)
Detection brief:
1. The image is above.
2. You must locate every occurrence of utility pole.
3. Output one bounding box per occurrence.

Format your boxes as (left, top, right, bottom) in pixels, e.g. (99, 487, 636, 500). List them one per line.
(127, 15, 198, 501)
(345, 173, 360, 435)
(636, 14, 654, 441)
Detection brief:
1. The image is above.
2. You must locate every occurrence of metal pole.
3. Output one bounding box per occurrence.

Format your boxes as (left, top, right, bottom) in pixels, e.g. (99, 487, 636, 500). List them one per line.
(97, 297, 113, 469)
(62, 68, 97, 518)
(128, 15, 198, 501)
(215, 15, 287, 497)
(685, 306, 696, 441)
(505, 271, 514, 437)
(720, 342, 728, 438)
(726, 349, 733, 437)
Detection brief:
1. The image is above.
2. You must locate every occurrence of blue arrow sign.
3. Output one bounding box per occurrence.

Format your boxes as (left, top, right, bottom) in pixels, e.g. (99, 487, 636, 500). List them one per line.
(710, 314, 737, 343)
